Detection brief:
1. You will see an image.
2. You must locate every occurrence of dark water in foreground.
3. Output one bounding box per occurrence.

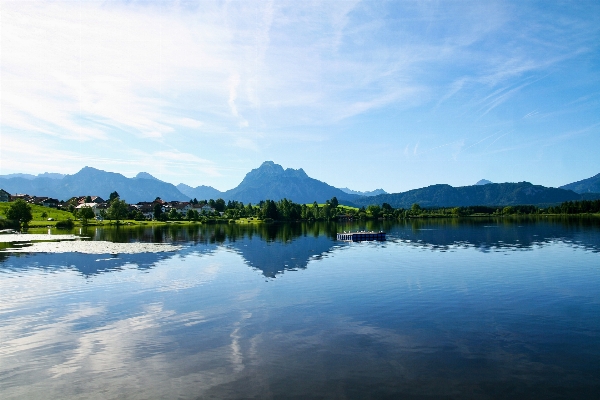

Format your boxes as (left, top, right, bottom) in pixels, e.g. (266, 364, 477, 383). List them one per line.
(1, 218, 599, 399)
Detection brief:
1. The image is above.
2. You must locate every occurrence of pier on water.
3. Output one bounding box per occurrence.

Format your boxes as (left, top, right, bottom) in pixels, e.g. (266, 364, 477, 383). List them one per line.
(337, 231, 386, 242)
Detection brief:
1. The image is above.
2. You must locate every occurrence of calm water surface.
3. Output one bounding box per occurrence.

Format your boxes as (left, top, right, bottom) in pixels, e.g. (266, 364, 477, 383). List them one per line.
(1, 218, 599, 399)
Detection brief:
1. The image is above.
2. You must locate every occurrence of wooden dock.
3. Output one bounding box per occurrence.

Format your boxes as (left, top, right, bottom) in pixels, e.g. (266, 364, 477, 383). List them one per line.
(337, 231, 386, 241)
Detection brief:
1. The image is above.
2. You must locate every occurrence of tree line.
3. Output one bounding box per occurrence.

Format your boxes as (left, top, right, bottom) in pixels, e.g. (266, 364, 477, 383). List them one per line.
(4, 196, 600, 230)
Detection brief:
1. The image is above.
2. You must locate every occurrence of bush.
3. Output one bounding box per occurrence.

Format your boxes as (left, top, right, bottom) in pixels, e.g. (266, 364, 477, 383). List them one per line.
(0, 219, 20, 230)
(55, 219, 75, 229)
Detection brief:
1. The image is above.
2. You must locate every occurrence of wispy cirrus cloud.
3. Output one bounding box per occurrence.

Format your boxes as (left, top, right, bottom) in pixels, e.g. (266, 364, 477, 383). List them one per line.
(2, 1, 599, 190)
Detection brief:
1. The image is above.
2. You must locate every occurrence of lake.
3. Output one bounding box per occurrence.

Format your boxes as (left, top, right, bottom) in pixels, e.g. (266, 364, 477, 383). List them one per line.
(1, 218, 599, 399)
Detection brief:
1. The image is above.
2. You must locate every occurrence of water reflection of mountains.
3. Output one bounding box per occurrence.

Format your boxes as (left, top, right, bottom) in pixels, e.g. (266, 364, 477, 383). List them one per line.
(0, 218, 598, 277)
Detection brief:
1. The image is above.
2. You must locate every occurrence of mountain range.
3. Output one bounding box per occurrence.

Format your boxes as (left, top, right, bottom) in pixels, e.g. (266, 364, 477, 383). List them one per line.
(559, 173, 600, 194)
(350, 182, 590, 209)
(0, 167, 188, 204)
(1, 161, 599, 207)
(0, 162, 361, 204)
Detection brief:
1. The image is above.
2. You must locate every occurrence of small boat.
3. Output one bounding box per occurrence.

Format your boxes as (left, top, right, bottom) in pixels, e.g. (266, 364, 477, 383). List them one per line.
(337, 231, 386, 242)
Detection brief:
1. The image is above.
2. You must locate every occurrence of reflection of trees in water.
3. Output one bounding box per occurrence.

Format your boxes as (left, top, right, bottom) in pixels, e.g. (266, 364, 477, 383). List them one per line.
(0, 223, 345, 277)
(79, 222, 341, 245)
(384, 217, 600, 253)
(1, 218, 598, 277)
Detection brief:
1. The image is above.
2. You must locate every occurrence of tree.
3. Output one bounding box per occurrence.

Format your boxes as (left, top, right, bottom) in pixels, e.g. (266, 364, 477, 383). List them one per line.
(245, 203, 255, 218)
(85, 195, 92, 203)
(153, 204, 163, 220)
(79, 206, 95, 226)
(502, 206, 514, 215)
(367, 205, 381, 219)
(214, 198, 226, 212)
(330, 196, 339, 208)
(5, 199, 33, 228)
(186, 209, 199, 221)
(108, 198, 128, 224)
(168, 208, 180, 220)
(262, 200, 278, 220)
(321, 203, 332, 220)
(109, 191, 120, 204)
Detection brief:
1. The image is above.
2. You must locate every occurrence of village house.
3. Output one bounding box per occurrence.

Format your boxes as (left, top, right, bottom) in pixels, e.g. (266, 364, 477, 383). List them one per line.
(77, 196, 105, 204)
(29, 196, 49, 205)
(11, 194, 32, 202)
(194, 203, 215, 213)
(0, 189, 10, 202)
(42, 198, 60, 208)
(75, 203, 105, 217)
(133, 203, 155, 220)
(169, 201, 192, 213)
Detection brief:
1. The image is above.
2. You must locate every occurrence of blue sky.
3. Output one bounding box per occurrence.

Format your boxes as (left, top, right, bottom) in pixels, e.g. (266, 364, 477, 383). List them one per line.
(1, 1, 599, 192)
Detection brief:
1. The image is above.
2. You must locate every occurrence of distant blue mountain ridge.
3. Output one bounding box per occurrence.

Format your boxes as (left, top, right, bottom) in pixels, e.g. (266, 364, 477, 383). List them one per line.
(338, 187, 387, 196)
(559, 173, 600, 194)
(348, 182, 597, 209)
(0, 172, 66, 180)
(0, 163, 599, 207)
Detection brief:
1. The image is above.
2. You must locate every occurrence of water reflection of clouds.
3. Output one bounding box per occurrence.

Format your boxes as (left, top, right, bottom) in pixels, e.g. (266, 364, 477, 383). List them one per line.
(0, 255, 240, 399)
(1, 222, 599, 398)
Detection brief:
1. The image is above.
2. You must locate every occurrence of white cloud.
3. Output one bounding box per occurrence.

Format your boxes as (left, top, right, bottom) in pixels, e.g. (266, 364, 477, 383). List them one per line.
(3, 1, 585, 140)
(2, 0, 598, 189)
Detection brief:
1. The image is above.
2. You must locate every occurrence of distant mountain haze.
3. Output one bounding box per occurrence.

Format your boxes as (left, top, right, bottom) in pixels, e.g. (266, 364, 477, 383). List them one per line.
(0, 177, 64, 198)
(0, 172, 65, 180)
(176, 183, 223, 201)
(338, 187, 387, 196)
(475, 179, 493, 185)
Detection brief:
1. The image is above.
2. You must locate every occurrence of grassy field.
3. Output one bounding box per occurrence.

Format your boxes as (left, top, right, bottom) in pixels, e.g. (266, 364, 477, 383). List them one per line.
(235, 217, 263, 224)
(0, 202, 262, 228)
(0, 203, 75, 226)
(306, 204, 359, 211)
